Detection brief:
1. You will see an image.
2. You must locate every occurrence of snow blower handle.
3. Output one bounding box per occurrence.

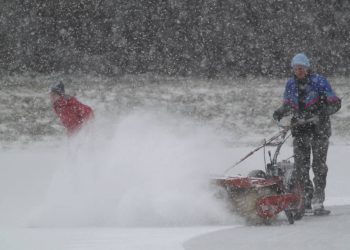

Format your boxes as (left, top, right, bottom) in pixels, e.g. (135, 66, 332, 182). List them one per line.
(277, 115, 320, 130)
(223, 129, 288, 175)
(223, 116, 319, 176)
(293, 115, 320, 126)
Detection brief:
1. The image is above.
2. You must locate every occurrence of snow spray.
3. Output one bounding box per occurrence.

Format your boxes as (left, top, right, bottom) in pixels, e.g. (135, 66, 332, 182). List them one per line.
(31, 111, 236, 227)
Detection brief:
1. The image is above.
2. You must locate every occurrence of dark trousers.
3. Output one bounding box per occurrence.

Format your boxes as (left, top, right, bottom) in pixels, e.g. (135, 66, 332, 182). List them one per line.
(293, 133, 329, 207)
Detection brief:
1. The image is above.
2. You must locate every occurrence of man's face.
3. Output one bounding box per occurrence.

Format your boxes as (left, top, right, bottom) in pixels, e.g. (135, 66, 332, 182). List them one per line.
(50, 92, 60, 104)
(293, 65, 308, 80)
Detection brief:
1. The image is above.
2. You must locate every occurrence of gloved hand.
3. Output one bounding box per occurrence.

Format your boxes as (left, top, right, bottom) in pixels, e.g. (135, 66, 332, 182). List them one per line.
(273, 109, 284, 122)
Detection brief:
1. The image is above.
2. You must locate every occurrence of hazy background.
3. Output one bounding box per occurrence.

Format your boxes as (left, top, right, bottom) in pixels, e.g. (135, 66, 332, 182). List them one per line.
(1, 0, 350, 77)
(1, 74, 349, 147)
(1, 0, 349, 146)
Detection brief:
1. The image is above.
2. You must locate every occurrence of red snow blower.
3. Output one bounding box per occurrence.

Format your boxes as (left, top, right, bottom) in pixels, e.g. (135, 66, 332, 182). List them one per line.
(213, 123, 309, 225)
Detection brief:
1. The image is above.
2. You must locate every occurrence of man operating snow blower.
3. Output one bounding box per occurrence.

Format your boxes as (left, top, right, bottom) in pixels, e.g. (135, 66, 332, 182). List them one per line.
(273, 53, 341, 215)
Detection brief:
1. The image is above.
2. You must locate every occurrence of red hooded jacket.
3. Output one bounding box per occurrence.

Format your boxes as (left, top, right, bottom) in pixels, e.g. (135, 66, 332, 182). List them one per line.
(53, 95, 94, 135)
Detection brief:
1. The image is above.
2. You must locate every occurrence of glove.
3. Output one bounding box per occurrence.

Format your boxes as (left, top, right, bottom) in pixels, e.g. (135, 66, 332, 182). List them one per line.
(273, 109, 283, 122)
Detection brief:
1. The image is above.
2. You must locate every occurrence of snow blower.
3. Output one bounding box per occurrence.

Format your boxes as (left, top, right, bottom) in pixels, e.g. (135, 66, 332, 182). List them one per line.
(213, 122, 310, 225)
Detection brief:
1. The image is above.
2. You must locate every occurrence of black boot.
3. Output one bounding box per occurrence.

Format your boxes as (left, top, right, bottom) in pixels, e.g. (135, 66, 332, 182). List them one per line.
(304, 200, 313, 215)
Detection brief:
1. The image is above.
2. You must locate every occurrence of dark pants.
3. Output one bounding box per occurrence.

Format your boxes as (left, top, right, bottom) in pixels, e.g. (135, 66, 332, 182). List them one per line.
(293, 133, 329, 207)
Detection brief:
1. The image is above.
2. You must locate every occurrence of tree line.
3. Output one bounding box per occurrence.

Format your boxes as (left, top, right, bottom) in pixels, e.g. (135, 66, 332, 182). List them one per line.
(1, 0, 349, 77)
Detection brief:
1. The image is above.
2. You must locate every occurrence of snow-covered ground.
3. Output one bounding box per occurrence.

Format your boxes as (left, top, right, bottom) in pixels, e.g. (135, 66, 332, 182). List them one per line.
(0, 75, 349, 249)
(1, 139, 349, 250)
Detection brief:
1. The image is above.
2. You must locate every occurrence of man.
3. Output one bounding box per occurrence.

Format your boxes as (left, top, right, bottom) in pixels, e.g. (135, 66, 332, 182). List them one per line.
(273, 53, 341, 215)
(50, 82, 94, 136)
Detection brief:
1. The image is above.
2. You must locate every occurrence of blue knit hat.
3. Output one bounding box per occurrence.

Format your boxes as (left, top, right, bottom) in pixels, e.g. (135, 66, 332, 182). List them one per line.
(291, 53, 310, 68)
(50, 82, 65, 95)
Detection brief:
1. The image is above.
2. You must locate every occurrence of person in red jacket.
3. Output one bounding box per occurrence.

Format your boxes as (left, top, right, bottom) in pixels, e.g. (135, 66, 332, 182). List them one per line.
(50, 82, 94, 136)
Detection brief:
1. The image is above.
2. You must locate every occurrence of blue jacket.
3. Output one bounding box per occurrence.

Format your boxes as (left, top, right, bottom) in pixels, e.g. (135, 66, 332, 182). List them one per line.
(277, 74, 341, 137)
(283, 74, 340, 113)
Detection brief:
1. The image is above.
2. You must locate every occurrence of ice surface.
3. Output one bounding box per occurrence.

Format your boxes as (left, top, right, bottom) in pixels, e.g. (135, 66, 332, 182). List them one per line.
(184, 205, 350, 250)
